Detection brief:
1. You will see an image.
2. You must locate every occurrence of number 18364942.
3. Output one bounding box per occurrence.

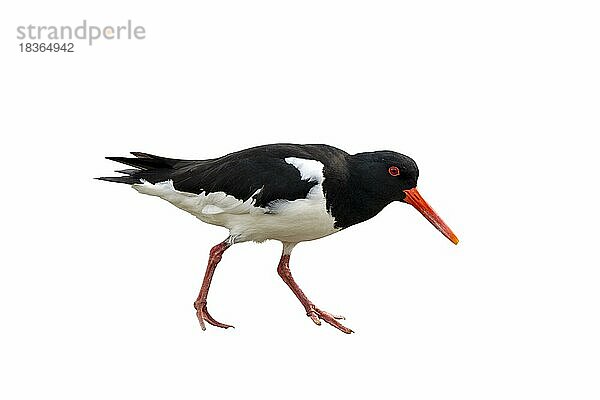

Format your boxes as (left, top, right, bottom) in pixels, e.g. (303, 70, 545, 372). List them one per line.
(19, 42, 74, 52)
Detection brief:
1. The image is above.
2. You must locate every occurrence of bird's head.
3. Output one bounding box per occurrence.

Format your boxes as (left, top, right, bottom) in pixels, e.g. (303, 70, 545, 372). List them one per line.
(352, 151, 459, 245)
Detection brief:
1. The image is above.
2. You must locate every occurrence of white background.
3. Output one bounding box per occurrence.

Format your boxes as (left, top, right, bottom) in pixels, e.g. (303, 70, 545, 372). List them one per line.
(1, 1, 599, 399)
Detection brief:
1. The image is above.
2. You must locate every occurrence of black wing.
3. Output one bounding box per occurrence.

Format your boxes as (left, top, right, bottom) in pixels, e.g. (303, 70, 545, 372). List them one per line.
(98, 144, 347, 208)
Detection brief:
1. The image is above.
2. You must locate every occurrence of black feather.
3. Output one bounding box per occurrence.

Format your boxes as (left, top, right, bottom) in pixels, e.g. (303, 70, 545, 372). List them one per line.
(105, 156, 167, 170)
(115, 169, 139, 175)
(95, 176, 140, 184)
(98, 144, 348, 209)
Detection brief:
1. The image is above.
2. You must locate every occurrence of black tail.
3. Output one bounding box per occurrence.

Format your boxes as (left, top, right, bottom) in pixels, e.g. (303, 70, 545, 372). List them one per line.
(97, 152, 185, 184)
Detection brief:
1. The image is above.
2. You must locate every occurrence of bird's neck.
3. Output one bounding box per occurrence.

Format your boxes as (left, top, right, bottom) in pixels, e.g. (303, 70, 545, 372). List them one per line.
(325, 156, 392, 229)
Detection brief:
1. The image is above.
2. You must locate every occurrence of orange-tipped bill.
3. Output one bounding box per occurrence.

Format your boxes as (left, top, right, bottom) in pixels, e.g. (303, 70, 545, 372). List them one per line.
(403, 188, 459, 245)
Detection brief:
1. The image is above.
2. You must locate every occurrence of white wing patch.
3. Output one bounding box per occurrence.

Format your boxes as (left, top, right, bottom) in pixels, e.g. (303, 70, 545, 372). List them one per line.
(284, 157, 326, 200)
(285, 157, 324, 184)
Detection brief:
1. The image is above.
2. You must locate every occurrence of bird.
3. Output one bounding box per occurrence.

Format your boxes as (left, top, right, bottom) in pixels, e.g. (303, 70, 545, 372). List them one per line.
(98, 143, 458, 334)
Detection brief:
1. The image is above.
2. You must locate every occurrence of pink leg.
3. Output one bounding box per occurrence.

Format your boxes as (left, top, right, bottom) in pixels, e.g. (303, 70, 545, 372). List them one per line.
(277, 253, 353, 334)
(193, 241, 233, 330)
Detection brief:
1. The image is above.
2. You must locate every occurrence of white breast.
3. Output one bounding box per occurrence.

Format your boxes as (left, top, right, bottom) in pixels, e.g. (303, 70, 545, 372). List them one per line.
(132, 158, 339, 243)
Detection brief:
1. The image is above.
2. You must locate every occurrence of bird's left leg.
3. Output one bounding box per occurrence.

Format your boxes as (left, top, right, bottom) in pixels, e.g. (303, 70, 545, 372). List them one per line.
(277, 242, 353, 334)
(193, 238, 233, 330)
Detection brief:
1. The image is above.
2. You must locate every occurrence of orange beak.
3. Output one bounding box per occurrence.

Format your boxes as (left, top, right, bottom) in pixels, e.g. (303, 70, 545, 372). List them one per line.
(403, 188, 459, 245)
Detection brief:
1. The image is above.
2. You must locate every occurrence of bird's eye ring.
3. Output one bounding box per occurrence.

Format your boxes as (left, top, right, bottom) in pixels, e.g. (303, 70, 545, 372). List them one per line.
(388, 166, 400, 176)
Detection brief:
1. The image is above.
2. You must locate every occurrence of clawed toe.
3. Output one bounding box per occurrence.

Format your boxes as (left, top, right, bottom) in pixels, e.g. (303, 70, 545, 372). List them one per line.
(308, 312, 321, 326)
(307, 307, 353, 334)
(194, 301, 234, 330)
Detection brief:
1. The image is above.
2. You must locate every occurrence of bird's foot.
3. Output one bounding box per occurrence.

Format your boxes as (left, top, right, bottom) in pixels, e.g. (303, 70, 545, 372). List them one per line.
(194, 300, 234, 331)
(306, 305, 353, 334)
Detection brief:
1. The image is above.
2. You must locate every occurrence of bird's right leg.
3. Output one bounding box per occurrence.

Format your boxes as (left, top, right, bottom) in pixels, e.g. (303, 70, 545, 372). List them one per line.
(277, 242, 353, 334)
(193, 239, 233, 330)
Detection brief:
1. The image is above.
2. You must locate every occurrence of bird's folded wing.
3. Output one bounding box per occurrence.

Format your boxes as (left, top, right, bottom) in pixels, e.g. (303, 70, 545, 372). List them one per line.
(112, 151, 320, 214)
(171, 156, 319, 210)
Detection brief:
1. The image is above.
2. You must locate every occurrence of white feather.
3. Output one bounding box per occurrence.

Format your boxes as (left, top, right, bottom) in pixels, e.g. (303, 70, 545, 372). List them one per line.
(285, 157, 324, 184)
(201, 205, 224, 214)
(132, 159, 339, 244)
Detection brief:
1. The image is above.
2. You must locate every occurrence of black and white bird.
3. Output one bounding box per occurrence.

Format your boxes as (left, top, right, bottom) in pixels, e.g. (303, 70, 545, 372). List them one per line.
(98, 143, 458, 334)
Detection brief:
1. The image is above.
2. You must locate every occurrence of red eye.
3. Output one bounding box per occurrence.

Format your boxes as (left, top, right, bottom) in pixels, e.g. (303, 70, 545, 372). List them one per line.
(388, 166, 400, 176)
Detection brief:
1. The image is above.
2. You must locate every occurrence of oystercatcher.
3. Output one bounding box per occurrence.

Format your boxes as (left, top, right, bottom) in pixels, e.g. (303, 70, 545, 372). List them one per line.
(98, 143, 458, 333)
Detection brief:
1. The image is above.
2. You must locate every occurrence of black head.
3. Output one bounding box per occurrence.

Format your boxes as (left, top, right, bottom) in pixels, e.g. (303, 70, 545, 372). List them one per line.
(347, 150, 458, 244)
(351, 151, 420, 202)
